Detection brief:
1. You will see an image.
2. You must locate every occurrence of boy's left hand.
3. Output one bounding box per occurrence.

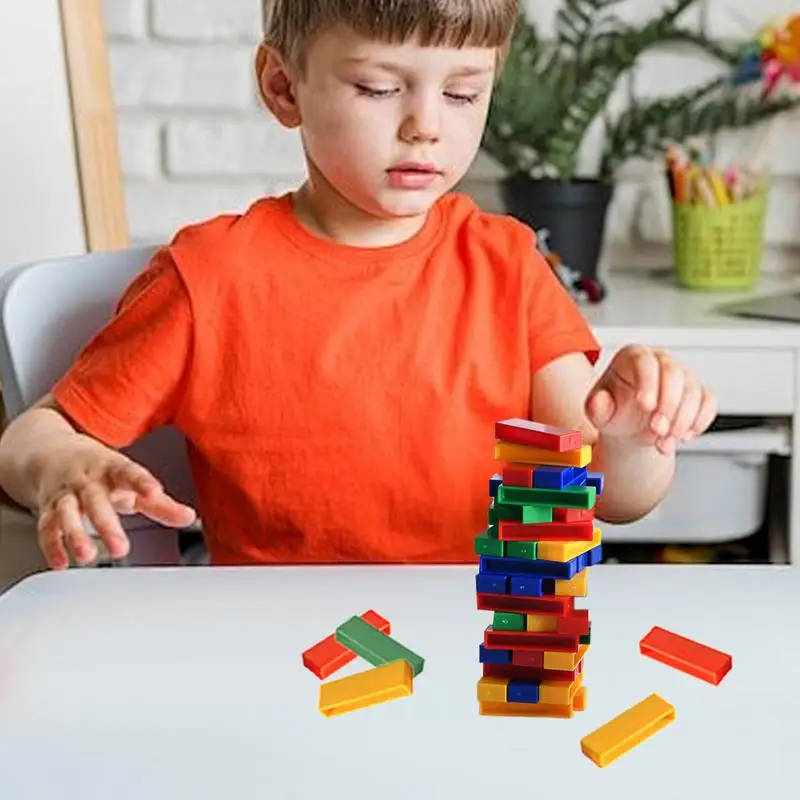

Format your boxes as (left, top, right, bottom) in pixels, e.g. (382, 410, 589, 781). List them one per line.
(585, 345, 717, 456)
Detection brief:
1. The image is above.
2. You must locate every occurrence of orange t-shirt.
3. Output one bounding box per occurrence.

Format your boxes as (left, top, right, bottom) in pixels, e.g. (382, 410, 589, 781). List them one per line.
(51, 192, 599, 565)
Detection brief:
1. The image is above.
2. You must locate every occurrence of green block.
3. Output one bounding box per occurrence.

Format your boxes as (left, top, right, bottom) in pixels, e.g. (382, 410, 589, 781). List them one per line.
(497, 484, 596, 510)
(580, 623, 592, 645)
(493, 611, 525, 631)
(506, 540, 537, 560)
(486, 524, 499, 539)
(474, 530, 505, 556)
(489, 502, 552, 525)
(335, 616, 425, 676)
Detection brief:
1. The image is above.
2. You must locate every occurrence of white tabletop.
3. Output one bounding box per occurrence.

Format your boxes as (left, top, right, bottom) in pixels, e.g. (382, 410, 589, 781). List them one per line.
(0, 564, 793, 798)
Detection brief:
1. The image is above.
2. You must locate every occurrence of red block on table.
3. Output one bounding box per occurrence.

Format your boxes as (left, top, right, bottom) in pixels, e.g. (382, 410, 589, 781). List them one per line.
(484, 626, 580, 653)
(639, 625, 732, 685)
(483, 662, 582, 682)
(553, 507, 594, 523)
(476, 592, 573, 616)
(495, 419, 582, 452)
(498, 519, 594, 542)
(502, 465, 536, 487)
(302, 609, 390, 679)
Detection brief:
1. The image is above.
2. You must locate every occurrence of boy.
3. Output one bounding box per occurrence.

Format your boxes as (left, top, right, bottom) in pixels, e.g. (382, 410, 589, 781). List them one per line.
(0, 0, 715, 570)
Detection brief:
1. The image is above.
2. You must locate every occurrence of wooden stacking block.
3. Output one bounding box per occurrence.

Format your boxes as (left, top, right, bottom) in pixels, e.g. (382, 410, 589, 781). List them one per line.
(537, 529, 602, 562)
(494, 419, 582, 452)
(580, 694, 675, 767)
(639, 626, 732, 685)
(495, 441, 592, 468)
(318, 659, 413, 717)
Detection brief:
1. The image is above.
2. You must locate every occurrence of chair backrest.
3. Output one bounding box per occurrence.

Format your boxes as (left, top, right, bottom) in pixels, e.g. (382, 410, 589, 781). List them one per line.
(0, 246, 197, 529)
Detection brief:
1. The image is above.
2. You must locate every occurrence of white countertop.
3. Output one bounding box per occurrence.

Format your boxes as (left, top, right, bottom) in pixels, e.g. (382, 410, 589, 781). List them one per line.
(0, 564, 793, 799)
(586, 269, 800, 347)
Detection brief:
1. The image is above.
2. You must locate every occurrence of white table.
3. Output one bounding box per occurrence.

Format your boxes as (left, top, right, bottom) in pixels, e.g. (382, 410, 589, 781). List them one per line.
(587, 269, 800, 562)
(0, 564, 793, 798)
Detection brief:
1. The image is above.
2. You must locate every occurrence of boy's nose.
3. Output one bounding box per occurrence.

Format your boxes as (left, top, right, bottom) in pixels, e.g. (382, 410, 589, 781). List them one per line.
(399, 105, 441, 144)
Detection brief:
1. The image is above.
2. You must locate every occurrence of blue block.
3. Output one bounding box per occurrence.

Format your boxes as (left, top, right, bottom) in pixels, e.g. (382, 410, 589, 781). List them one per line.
(489, 474, 503, 498)
(507, 679, 540, 704)
(532, 466, 588, 490)
(586, 471, 604, 494)
(587, 543, 603, 566)
(476, 572, 509, 594)
(479, 644, 511, 664)
(509, 576, 545, 596)
(479, 553, 580, 581)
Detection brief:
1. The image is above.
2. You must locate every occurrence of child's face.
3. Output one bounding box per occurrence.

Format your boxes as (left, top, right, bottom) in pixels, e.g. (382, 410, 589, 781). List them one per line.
(279, 27, 497, 220)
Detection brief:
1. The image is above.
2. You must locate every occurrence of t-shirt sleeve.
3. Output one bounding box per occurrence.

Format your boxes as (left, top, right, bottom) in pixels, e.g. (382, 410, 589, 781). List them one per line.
(525, 244, 601, 375)
(50, 247, 193, 448)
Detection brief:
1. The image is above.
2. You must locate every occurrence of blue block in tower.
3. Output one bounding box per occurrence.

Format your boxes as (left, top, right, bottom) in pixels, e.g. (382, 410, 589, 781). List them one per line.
(489, 474, 503, 498)
(586, 471, 604, 494)
(507, 679, 540, 704)
(532, 465, 587, 490)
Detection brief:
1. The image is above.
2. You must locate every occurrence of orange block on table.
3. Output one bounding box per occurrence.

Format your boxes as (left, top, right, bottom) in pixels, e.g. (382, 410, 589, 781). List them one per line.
(639, 625, 732, 685)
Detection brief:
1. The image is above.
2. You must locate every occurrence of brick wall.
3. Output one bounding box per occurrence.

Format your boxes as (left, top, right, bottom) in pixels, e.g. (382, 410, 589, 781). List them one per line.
(104, 0, 800, 272)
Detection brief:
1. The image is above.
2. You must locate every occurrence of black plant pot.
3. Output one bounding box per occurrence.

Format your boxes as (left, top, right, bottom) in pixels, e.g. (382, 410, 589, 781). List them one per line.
(500, 175, 613, 282)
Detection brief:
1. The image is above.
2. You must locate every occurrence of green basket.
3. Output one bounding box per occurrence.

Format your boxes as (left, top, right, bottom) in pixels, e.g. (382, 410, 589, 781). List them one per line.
(672, 190, 767, 290)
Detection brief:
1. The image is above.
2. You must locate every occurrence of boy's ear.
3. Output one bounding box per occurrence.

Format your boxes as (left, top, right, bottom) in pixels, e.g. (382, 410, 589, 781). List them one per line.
(255, 43, 301, 128)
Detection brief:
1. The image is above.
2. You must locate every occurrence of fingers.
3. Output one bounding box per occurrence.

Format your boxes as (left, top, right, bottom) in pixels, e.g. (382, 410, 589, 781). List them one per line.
(651, 354, 686, 440)
(38, 494, 97, 569)
(135, 490, 197, 528)
(79, 484, 131, 560)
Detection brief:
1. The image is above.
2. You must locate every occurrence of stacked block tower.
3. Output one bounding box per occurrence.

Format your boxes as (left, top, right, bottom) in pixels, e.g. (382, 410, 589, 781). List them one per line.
(475, 418, 604, 718)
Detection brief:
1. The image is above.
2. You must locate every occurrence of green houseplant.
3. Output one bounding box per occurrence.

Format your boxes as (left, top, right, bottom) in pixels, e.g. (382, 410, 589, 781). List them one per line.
(482, 0, 799, 281)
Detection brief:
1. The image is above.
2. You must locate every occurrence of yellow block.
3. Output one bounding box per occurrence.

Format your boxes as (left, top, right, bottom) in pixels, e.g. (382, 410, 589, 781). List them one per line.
(318, 659, 413, 717)
(554, 570, 588, 597)
(537, 529, 602, 562)
(494, 442, 592, 468)
(543, 643, 589, 671)
(580, 693, 675, 768)
(574, 685, 587, 711)
(479, 699, 576, 718)
(526, 613, 558, 632)
(539, 672, 583, 705)
(477, 675, 508, 703)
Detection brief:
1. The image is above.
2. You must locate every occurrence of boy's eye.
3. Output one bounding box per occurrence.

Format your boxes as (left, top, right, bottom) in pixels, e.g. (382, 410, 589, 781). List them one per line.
(445, 91, 480, 105)
(355, 84, 398, 98)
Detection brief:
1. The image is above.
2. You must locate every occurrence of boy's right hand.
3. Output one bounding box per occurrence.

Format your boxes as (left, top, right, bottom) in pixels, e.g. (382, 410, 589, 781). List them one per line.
(35, 439, 197, 570)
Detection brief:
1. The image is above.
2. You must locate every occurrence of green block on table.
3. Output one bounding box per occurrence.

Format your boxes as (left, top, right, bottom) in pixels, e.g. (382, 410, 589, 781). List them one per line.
(580, 623, 591, 645)
(475, 530, 505, 557)
(489, 502, 552, 525)
(493, 611, 525, 631)
(335, 616, 425, 676)
(497, 484, 596, 510)
(506, 540, 537, 560)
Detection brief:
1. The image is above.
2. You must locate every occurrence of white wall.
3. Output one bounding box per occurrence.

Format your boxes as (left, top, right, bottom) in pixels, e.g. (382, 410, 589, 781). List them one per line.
(104, 0, 800, 273)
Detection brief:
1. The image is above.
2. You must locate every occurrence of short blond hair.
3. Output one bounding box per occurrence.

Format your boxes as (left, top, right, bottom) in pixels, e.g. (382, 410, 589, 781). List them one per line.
(263, 0, 520, 67)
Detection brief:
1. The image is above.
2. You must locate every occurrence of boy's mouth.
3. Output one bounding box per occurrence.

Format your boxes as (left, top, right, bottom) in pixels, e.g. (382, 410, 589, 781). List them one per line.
(386, 162, 443, 189)
(388, 162, 441, 175)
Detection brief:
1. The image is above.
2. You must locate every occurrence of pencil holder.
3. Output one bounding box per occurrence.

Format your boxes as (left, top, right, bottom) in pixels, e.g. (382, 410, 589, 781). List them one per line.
(672, 190, 768, 290)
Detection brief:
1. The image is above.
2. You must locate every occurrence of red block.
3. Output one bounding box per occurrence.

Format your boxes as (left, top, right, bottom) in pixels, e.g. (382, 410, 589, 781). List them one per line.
(511, 649, 544, 667)
(498, 519, 594, 542)
(495, 419, 582, 452)
(484, 626, 580, 653)
(301, 609, 390, 679)
(556, 609, 590, 636)
(553, 507, 594, 523)
(502, 465, 535, 487)
(483, 662, 581, 682)
(639, 625, 732, 685)
(476, 592, 573, 616)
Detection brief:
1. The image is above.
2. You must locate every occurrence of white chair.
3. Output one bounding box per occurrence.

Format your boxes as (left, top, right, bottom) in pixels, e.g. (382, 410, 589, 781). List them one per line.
(0, 246, 204, 566)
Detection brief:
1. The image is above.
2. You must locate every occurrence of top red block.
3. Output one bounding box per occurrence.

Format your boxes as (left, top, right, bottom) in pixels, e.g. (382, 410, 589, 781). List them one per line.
(494, 419, 582, 452)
